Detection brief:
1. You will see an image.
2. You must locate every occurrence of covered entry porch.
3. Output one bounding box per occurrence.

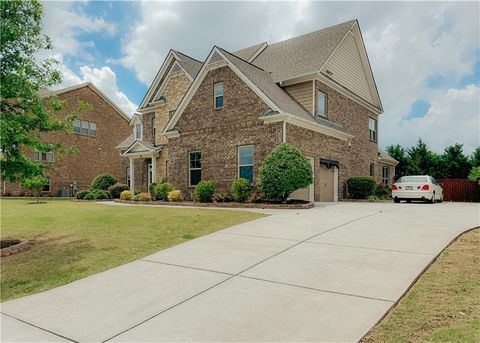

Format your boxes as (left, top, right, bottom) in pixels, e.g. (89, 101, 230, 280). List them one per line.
(121, 141, 163, 193)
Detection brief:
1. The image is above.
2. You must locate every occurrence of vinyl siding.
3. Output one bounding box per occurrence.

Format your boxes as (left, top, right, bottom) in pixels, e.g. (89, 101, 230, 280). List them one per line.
(284, 81, 314, 114)
(322, 32, 374, 105)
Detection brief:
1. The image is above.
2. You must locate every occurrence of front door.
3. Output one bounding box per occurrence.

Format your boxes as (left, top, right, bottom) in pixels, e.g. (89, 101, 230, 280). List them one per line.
(319, 165, 335, 202)
(147, 163, 153, 189)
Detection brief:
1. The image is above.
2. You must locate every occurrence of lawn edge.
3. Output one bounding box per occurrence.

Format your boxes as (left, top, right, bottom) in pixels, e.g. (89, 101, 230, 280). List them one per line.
(359, 225, 480, 342)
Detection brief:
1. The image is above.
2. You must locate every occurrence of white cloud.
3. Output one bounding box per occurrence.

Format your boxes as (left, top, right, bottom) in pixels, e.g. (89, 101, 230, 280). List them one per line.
(118, 1, 479, 153)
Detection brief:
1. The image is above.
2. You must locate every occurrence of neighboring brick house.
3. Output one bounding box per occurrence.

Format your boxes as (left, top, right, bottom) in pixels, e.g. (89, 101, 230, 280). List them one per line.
(2, 83, 131, 196)
(118, 20, 397, 201)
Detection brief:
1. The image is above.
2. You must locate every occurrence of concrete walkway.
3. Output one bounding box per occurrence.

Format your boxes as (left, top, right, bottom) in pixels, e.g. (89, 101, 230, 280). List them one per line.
(1, 202, 478, 342)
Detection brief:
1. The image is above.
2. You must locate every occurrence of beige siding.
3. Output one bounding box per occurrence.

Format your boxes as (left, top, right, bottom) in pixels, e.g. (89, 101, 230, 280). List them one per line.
(322, 32, 374, 105)
(284, 81, 314, 114)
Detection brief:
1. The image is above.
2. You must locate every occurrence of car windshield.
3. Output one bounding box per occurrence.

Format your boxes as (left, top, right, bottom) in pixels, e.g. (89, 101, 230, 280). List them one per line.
(398, 176, 428, 183)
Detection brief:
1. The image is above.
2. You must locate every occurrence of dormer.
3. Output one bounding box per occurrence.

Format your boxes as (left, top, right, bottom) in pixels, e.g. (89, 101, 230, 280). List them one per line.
(129, 113, 143, 141)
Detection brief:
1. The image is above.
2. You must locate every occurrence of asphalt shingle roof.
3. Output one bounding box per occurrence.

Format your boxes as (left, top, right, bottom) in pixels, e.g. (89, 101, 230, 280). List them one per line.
(233, 42, 266, 61)
(173, 50, 203, 79)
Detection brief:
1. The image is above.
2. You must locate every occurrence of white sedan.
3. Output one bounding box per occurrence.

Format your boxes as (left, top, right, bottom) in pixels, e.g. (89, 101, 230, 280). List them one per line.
(392, 175, 443, 203)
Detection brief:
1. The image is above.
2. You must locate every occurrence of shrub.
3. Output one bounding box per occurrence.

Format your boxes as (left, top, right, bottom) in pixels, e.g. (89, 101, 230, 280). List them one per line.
(168, 190, 182, 202)
(231, 178, 251, 202)
(258, 143, 313, 201)
(120, 190, 133, 200)
(91, 189, 109, 200)
(193, 180, 215, 202)
(468, 166, 480, 185)
(214, 192, 233, 203)
(153, 182, 173, 201)
(76, 189, 91, 199)
(347, 177, 376, 199)
(374, 183, 392, 199)
(108, 183, 129, 199)
(138, 192, 151, 201)
(149, 182, 158, 194)
(83, 192, 95, 200)
(91, 173, 118, 191)
(247, 185, 265, 203)
(132, 194, 139, 201)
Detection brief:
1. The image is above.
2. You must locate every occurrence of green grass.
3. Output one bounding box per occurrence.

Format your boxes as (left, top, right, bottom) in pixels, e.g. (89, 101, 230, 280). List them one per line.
(363, 228, 480, 343)
(0, 199, 265, 302)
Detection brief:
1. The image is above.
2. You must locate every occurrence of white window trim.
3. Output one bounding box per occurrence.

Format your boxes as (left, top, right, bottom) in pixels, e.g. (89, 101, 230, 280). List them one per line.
(238, 145, 254, 182)
(382, 166, 389, 185)
(135, 123, 143, 140)
(214, 82, 224, 109)
(126, 167, 131, 188)
(316, 90, 327, 117)
(34, 150, 54, 163)
(152, 115, 156, 139)
(369, 163, 375, 177)
(369, 117, 377, 142)
(189, 151, 202, 187)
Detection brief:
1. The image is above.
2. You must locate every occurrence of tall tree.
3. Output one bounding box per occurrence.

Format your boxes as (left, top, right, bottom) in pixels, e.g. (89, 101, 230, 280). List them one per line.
(0, 0, 78, 183)
(469, 147, 480, 167)
(437, 144, 471, 179)
(406, 139, 438, 176)
(386, 144, 408, 180)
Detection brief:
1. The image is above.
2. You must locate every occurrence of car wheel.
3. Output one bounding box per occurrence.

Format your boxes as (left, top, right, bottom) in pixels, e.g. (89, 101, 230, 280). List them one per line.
(430, 192, 435, 204)
(394, 198, 400, 203)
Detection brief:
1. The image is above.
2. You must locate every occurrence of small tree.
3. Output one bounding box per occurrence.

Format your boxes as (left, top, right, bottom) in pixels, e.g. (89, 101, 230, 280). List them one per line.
(20, 175, 48, 203)
(258, 143, 313, 202)
(91, 173, 118, 190)
(468, 166, 480, 185)
(386, 144, 408, 180)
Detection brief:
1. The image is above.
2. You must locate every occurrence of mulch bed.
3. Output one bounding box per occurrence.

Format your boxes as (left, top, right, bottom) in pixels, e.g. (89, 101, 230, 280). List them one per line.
(113, 199, 314, 209)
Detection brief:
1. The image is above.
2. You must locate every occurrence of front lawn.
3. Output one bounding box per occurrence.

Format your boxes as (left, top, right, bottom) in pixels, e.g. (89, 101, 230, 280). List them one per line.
(363, 228, 480, 343)
(0, 199, 265, 302)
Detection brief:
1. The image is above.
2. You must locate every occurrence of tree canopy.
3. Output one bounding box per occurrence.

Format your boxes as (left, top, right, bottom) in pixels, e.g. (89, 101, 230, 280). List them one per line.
(0, 0, 83, 183)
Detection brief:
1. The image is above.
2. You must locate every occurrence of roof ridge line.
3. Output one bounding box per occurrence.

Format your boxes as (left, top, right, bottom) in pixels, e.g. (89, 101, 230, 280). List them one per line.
(172, 49, 203, 64)
(216, 46, 268, 74)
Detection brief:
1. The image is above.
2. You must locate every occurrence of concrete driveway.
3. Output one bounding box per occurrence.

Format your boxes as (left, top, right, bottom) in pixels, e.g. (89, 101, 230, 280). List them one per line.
(1, 202, 478, 342)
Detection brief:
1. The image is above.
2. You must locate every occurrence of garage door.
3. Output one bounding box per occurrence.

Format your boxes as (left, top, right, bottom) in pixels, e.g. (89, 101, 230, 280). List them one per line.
(319, 165, 335, 202)
(289, 157, 314, 202)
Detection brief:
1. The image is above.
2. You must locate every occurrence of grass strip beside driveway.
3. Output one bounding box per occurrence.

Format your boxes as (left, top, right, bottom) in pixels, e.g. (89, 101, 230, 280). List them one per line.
(363, 228, 480, 343)
(0, 200, 265, 302)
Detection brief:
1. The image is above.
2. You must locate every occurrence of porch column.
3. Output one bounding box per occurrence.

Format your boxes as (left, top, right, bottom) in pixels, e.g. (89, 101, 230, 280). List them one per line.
(129, 157, 135, 193)
(151, 154, 157, 184)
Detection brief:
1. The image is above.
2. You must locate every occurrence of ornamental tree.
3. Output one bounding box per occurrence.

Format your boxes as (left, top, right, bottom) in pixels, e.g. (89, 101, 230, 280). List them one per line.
(258, 143, 313, 201)
(0, 0, 84, 183)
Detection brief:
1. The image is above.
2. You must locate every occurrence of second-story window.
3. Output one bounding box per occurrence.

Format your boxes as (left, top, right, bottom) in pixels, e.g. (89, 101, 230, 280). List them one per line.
(214, 82, 224, 109)
(135, 123, 142, 140)
(73, 119, 96, 137)
(316, 91, 327, 117)
(152, 115, 156, 139)
(34, 149, 54, 163)
(369, 117, 377, 142)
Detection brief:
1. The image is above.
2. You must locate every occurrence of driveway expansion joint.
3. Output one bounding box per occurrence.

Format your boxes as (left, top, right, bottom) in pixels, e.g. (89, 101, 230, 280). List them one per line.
(1, 311, 79, 343)
(140, 259, 234, 276)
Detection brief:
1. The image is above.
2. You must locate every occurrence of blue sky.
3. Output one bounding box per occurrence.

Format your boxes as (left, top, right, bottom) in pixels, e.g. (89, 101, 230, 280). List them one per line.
(41, 1, 479, 154)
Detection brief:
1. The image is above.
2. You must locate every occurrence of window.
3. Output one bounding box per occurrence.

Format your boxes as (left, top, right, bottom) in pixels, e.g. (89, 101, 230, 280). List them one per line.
(382, 166, 389, 185)
(126, 167, 131, 188)
(135, 123, 142, 140)
(189, 151, 202, 186)
(316, 91, 327, 117)
(42, 177, 50, 192)
(369, 117, 377, 142)
(152, 115, 156, 139)
(73, 119, 81, 134)
(214, 82, 224, 109)
(238, 145, 254, 183)
(369, 163, 375, 177)
(34, 150, 54, 163)
(73, 119, 96, 137)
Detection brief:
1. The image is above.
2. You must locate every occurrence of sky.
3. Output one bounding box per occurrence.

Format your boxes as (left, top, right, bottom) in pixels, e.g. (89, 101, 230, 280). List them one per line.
(40, 0, 480, 155)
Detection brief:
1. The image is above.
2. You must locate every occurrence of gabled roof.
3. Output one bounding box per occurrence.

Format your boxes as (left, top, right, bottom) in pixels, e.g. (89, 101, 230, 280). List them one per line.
(40, 82, 130, 121)
(120, 139, 163, 155)
(139, 50, 202, 109)
(378, 149, 399, 165)
(251, 20, 355, 82)
(164, 46, 351, 140)
(233, 42, 268, 62)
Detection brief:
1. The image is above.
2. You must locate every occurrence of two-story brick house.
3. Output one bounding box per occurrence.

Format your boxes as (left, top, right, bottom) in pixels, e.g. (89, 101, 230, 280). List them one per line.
(118, 20, 397, 201)
(2, 83, 132, 196)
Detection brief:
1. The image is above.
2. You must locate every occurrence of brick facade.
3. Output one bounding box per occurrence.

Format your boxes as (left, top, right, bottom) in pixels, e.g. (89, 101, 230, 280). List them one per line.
(2, 85, 131, 196)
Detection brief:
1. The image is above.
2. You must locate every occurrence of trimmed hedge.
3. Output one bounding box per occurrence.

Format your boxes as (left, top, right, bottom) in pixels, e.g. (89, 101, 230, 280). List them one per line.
(258, 143, 313, 201)
(138, 192, 151, 201)
(193, 180, 215, 202)
(108, 183, 129, 199)
(91, 189, 109, 199)
(76, 189, 91, 199)
(120, 190, 132, 200)
(231, 178, 250, 203)
(153, 182, 173, 201)
(91, 173, 118, 191)
(347, 177, 376, 199)
(168, 190, 182, 202)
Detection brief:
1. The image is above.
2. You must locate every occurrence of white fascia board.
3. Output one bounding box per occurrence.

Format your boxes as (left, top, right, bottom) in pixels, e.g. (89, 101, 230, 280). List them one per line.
(163, 130, 180, 138)
(139, 51, 176, 109)
(378, 157, 399, 166)
(259, 113, 354, 141)
(128, 113, 143, 126)
(123, 140, 152, 155)
(248, 42, 268, 62)
(163, 46, 282, 134)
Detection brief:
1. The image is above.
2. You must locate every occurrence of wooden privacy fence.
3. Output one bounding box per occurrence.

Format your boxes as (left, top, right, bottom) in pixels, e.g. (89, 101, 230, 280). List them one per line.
(439, 179, 480, 202)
